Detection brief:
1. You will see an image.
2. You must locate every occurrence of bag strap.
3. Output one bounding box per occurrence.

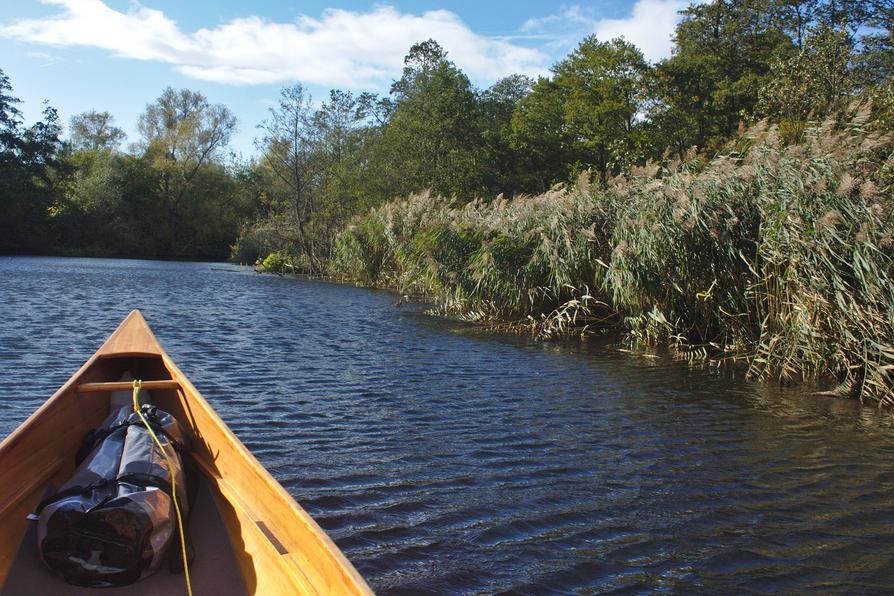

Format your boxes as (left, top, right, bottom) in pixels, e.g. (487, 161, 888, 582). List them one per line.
(31, 472, 179, 518)
(75, 418, 183, 466)
(32, 479, 114, 518)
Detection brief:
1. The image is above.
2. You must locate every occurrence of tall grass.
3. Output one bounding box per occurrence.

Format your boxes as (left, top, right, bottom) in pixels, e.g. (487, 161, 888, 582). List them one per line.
(330, 113, 894, 404)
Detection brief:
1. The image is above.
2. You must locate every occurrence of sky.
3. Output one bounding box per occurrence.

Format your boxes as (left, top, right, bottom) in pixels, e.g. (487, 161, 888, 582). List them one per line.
(0, 0, 691, 156)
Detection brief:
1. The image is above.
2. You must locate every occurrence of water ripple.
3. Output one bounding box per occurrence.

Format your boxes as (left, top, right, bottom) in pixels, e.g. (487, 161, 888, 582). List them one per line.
(2, 256, 894, 593)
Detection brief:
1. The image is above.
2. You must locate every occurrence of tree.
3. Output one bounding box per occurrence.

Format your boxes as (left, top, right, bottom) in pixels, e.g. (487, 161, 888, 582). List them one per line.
(58, 109, 126, 252)
(857, 0, 894, 84)
(651, 0, 795, 154)
(390, 39, 450, 99)
(480, 75, 532, 196)
(53, 148, 124, 253)
(510, 77, 575, 192)
(0, 69, 21, 157)
(255, 83, 318, 234)
(757, 25, 856, 136)
(69, 110, 126, 151)
(313, 90, 370, 220)
(0, 68, 66, 254)
(138, 87, 236, 201)
(0, 69, 24, 252)
(348, 92, 397, 206)
(380, 39, 487, 198)
(509, 37, 650, 188)
(1, 76, 254, 259)
(137, 87, 237, 253)
(815, 0, 871, 35)
(554, 37, 651, 181)
(773, 0, 821, 48)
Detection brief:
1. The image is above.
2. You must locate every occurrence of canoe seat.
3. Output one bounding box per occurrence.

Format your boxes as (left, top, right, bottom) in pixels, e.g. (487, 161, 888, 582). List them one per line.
(2, 475, 247, 596)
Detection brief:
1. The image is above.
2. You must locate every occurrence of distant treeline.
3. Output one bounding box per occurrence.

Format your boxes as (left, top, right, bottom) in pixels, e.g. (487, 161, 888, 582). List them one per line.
(1, 0, 890, 262)
(0, 82, 257, 258)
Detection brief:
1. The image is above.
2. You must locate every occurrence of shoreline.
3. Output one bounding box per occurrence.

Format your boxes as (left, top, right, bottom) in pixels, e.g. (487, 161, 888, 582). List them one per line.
(260, 265, 855, 405)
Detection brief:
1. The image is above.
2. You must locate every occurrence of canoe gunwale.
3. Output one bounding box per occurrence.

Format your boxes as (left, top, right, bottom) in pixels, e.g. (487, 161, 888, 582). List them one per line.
(0, 310, 373, 595)
(163, 352, 372, 594)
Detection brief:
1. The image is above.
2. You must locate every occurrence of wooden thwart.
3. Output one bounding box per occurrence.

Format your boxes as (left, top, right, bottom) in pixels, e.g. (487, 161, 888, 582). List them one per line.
(77, 380, 181, 393)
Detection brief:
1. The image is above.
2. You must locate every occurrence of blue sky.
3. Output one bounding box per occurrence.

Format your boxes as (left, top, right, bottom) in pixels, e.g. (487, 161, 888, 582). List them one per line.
(0, 0, 690, 156)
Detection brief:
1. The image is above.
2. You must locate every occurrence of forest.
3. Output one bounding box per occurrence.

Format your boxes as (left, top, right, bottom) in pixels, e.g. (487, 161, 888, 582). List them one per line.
(0, 0, 887, 261)
(2, 0, 893, 400)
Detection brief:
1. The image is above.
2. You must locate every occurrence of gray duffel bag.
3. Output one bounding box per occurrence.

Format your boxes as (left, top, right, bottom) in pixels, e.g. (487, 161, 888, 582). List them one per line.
(33, 404, 189, 587)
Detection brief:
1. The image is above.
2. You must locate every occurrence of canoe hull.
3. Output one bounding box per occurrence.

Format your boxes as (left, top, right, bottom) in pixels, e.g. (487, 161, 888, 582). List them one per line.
(0, 311, 372, 595)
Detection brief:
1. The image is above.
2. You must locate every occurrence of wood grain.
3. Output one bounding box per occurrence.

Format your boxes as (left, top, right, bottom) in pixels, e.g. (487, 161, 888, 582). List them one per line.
(77, 379, 181, 393)
(95, 310, 165, 358)
(0, 310, 373, 595)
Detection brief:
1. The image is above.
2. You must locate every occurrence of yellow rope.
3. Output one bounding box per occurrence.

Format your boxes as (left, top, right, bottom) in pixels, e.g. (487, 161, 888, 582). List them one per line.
(132, 379, 193, 596)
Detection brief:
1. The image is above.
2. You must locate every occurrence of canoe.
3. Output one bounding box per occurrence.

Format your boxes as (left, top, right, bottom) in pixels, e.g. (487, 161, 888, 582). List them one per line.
(0, 310, 372, 595)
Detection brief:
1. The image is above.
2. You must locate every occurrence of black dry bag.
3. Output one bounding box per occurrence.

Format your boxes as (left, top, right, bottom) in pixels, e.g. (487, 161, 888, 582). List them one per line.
(34, 404, 188, 587)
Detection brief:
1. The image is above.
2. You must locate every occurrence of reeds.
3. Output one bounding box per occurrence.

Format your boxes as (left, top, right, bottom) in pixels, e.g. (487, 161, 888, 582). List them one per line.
(330, 113, 894, 404)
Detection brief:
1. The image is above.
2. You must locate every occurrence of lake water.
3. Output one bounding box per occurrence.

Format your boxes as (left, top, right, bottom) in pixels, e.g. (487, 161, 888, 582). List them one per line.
(2, 256, 894, 593)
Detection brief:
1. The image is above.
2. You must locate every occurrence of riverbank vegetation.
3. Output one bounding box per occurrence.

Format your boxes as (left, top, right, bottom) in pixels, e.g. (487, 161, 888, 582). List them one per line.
(2, 0, 892, 400)
(248, 0, 894, 403)
(331, 114, 894, 404)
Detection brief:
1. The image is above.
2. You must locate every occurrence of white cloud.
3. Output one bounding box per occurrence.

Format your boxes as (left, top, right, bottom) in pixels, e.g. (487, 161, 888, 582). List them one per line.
(0, 0, 550, 87)
(521, 6, 595, 33)
(593, 0, 689, 62)
(521, 0, 690, 63)
(25, 50, 54, 60)
(25, 49, 63, 67)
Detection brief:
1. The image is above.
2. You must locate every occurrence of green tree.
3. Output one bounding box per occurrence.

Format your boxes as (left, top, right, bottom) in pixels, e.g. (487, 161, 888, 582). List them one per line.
(510, 77, 571, 192)
(137, 87, 237, 254)
(757, 25, 856, 137)
(773, 0, 821, 48)
(857, 0, 894, 84)
(0, 68, 66, 254)
(313, 90, 370, 222)
(554, 37, 650, 181)
(107, 154, 165, 257)
(815, 0, 871, 33)
(480, 74, 532, 196)
(0, 69, 20, 153)
(510, 37, 650, 188)
(0, 68, 24, 252)
(172, 160, 254, 257)
(69, 110, 126, 152)
(52, 148, 120, 252)
(255, 84, 317, 229)
(380, 39, 487, 198)
(248, 86, 388, 268)
(651, 0, 795, 154)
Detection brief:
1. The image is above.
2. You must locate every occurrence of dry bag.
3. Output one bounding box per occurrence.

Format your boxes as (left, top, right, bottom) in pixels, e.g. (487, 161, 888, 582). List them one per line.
(34, 404, 188, 587)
